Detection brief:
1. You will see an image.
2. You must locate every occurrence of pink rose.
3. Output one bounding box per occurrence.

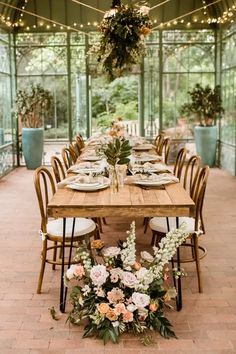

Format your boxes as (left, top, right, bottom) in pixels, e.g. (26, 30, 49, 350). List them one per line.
(90, 265, 109, 287)
(73, 265, 85, 278)
(107, 288, 124, 304)
(123, 310, 134, 323)
(114, 303, 126, 315)
(121, 272, 138, 288)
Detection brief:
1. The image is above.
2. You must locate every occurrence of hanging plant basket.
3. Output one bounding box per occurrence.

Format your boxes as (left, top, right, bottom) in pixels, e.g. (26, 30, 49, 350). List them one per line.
(90, 1, 152, 80)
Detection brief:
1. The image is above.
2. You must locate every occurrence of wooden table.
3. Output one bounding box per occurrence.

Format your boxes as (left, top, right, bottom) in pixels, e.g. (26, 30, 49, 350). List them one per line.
(48, 180, 194, 313)
(48, 182, 195, 219)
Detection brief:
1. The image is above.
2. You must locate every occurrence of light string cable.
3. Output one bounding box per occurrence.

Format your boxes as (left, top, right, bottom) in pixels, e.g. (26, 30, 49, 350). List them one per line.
(0, 1, 93, 36)
(71, 0, 171, 14)
(71, 0, 105, 14)
(152, 0, 223, 29)
(150, 0, 172, 11)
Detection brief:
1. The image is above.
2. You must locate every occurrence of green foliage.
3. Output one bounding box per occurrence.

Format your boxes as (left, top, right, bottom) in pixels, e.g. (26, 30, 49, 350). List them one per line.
(103, 138, 132, 166)
(93, 3, 151, 80)
(180, 83, 224, 126)
(16, 84, 52, 128)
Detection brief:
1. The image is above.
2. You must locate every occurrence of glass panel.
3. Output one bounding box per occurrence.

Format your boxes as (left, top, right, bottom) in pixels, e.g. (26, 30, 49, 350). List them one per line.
(16, 33, 67, 46)
(162, 73, 215, 139)
(163, 30, 215, 43)
(17, 76, 69, 140)
(16, 46, 67, 75)
(0, 74, 12, 145)
(144, 45, 159, 137)
(163, 44, 215, 72)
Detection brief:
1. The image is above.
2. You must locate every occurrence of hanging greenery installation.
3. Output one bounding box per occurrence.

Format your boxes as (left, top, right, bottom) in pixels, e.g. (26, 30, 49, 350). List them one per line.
(91, 1, 152, 80)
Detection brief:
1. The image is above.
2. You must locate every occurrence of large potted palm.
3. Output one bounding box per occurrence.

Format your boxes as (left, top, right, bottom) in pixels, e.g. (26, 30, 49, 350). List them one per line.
(180, 84, 224, 167)
(16, 84, 52, 169)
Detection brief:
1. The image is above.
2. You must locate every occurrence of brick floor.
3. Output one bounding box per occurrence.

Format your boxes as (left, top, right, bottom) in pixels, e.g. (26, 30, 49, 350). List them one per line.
(0, 167, 235, 353)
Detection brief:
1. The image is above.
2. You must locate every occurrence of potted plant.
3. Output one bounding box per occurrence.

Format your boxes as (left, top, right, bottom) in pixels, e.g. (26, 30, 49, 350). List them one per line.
(16, 84, 52, 169)
(180, 84, 224, 167)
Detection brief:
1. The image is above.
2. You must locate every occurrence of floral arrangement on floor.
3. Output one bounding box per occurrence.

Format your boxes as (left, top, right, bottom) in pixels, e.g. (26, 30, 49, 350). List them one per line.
(90, 1, 152, 80)
(65, 222, 189, 344)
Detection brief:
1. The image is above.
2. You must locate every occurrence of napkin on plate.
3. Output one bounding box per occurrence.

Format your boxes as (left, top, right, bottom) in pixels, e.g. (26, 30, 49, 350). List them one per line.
(132, 173, 179, 185)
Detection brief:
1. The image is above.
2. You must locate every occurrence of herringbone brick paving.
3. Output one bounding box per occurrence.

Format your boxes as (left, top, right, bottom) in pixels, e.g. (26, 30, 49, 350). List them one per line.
(0, 167, 235, 354)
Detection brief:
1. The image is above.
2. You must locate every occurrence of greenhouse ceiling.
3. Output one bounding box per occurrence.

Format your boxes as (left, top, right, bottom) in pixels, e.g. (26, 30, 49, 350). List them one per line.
(0, 0, 236, 31)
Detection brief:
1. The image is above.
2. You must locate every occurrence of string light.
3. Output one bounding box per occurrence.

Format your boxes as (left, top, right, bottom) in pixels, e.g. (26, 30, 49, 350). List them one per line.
(0, 0, 235, 31)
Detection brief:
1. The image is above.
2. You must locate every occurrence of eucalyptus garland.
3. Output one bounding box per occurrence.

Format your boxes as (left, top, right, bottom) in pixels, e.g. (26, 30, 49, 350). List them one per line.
(92, 2, 152, 80)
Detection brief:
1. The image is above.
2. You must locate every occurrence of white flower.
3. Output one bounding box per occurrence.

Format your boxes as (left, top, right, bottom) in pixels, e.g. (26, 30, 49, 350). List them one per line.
(90, 265, 109, 287)
(103, 8, 118, 19)
(132, 292, 150, 308)
(140, 251, 154, 263)
(126, 304, 137, 312)
(112, 321, 120, 327)
(138, 6, 150, 15)
(135, 267, 149, 280)
(95, 287, 105, 297)
(103, 246, 120, 258)
(66, 265, 77, 280)
(82, 284, 91, 296)
(121, 271, 138, 288)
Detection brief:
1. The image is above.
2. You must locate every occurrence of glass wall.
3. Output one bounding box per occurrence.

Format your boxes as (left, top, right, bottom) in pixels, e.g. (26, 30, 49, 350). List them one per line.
(221, 25, 236, 175)
(0, 28, 14, 178)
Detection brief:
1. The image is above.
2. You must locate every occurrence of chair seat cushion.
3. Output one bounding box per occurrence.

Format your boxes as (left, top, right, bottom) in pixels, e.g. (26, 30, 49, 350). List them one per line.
(47, 218, 96, 237)
(149, 217, 195, 234)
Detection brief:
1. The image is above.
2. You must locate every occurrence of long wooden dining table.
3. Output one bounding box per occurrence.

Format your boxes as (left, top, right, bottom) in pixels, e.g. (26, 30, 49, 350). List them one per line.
(47, 140, 195, 313)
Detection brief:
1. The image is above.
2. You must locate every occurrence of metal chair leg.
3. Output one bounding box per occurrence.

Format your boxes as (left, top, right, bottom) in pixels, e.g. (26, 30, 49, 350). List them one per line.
(193, 233, 203, 293)
(52, 241, 57, 270)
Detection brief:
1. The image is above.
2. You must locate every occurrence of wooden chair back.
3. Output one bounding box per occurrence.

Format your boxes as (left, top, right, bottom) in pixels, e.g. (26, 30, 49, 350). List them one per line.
(34, 167, 56, 233)
(51, 156, 66, 183)
(183, 155, 201, 198)
(173, 147, 187, 180)
(68, 143, 78, 163)
(154, 134, 164, 155)
(161, 137, 171, 164)
(192, 165, 210, 232)
(75, 135, 84, 150)
(73, 140, 81, 157)
(61, 148, 74, 170)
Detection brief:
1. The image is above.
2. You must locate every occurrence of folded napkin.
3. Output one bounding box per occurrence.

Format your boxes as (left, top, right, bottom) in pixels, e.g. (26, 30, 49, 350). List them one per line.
(68, 162, 92, 172)
(58, 175, 108, 189)
(143, 162, 172, 173)
(132, 173, 179, 185)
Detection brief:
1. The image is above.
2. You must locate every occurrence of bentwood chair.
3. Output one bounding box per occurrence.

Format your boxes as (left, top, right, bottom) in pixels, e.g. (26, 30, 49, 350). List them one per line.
(76, 134, 85, 150)
(160, 137, 171, 164)
(173, 147, 187, 180)
(51, 156, 66, 183)
(61, 147, 75, 170)
(68, 143, 78, 163)
(34, 166, 97, 294)
(149, 165, 210, 293)
(154, 134, 164, 155)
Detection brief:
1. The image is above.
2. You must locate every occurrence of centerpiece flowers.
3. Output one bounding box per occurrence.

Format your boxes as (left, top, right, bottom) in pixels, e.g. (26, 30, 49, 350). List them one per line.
(103, 137, 132, 192)
(92, 1, 152, 80)
(66, 222, 189, 344)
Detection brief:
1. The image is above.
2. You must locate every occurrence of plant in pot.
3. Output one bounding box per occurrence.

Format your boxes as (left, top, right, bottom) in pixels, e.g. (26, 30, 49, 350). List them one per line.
(180, 83, 224, 167)
(16, 84, 52, 169)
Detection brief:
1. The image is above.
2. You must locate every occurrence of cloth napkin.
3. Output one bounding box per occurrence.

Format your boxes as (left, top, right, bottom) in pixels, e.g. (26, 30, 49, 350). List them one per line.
(132, 173, 179, 185)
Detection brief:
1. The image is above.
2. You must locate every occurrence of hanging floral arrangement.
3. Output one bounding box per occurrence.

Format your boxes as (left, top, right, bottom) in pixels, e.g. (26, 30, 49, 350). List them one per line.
(91, 0, 152, 80)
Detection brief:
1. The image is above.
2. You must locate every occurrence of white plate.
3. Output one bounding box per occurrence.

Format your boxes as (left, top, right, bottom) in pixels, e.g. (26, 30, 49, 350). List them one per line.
(67, 182, 109, 191)
(82, 156, 102, 162)
(134, 179, 173, 187)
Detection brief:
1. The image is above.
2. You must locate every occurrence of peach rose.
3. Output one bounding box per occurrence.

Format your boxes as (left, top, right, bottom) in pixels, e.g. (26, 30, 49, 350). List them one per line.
(97, 303, 110, 315)
(91, 239, 104, 250)
(149, 302, 159, 312)
(106, 309, 118, 321)
(123, 310, 133, 323)
(107, 288, 124, 304)
(114, 303, 126, 315)
(133, 262, 141, 270)
(73, 265, 85, 278)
